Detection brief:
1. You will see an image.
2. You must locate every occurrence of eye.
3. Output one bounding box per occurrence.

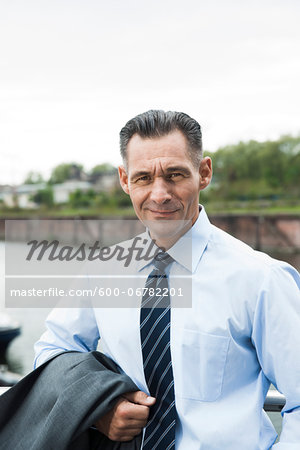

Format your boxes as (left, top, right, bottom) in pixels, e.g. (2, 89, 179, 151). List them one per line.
(136, 175, 151, 183)
(168, 172, 182, 179)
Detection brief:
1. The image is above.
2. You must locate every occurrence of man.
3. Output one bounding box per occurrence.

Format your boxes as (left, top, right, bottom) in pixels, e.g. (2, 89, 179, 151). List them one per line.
(34, 110, 300, 449)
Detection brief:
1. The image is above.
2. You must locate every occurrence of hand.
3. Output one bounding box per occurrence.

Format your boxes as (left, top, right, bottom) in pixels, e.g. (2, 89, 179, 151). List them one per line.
(95, 390, 156, 442)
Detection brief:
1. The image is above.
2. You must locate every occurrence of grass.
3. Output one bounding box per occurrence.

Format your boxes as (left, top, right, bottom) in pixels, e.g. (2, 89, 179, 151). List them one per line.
(1, 200, 300, 218)
(0, 206, 136, 218)
(204, 202, 300, 215)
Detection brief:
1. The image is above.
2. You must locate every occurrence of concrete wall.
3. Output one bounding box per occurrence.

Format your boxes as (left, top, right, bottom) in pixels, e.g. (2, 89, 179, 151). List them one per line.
(1, 214, 300, 253)
(210, 214, 300, 252)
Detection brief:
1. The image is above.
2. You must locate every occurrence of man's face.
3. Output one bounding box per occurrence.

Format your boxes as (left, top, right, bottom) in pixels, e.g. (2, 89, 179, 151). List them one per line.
(118, 129, 212, 247)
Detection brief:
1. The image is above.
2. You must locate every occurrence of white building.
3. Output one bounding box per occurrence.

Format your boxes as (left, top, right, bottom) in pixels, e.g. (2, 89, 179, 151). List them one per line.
(52, 180, 93, 204)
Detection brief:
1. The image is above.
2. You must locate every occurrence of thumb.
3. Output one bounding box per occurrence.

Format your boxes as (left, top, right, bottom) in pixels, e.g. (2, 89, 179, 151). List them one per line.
(123, 390, 156, 406)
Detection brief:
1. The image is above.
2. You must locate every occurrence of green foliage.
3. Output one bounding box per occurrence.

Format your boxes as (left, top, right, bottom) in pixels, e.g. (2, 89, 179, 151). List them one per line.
(69, 189, 96, 209)
(66, 186, 132, 211)
(3, 135, 298, 215)
(204, 135, 300, 201)
(93, 191, 113, 207)
(112, 188, 132, 208)
(90, 163, 116, 175)
(67, 187, 132, 210)
(49, 163, 84, 184)
(24, 171, 44, 184)
(30, 187, 54, 207)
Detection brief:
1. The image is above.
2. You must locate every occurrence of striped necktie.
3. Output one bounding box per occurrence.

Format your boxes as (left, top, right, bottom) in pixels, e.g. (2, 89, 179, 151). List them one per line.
(140, 252, 176, 450)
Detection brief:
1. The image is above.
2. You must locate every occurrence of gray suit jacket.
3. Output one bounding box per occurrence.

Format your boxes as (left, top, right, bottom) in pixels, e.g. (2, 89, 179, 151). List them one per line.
(0, 351, 142, 450)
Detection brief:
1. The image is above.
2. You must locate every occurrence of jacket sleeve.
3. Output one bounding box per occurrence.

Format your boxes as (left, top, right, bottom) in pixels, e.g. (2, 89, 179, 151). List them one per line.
(34, 306, 100, 368)
(251, 262, 300, 448)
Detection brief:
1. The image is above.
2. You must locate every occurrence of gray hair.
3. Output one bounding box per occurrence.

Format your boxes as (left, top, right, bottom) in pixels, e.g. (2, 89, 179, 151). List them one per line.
(119, 110, 203, 168)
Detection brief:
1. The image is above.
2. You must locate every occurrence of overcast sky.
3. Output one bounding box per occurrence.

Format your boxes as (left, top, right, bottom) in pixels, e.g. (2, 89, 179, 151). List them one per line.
(1, 0, 299, 185)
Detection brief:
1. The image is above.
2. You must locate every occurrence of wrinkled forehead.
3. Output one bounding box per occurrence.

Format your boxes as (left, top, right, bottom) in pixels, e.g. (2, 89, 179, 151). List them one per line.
(125, 130, 192, 169)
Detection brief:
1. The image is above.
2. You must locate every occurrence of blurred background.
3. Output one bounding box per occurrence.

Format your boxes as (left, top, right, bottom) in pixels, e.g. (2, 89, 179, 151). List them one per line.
(1, 0, 299, 438)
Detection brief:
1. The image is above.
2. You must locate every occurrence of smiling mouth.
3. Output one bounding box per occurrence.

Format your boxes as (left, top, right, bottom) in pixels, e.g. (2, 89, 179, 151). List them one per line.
(149, 209, 178, 216)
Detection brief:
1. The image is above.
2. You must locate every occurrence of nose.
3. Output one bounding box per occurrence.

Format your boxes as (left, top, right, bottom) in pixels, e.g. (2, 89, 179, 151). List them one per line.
(149, 177, 172, 204)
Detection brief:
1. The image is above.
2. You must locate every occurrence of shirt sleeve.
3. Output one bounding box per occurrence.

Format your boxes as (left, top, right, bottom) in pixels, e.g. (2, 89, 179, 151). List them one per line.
(251, 261, 300, 448)
(34, 306, 100, 369)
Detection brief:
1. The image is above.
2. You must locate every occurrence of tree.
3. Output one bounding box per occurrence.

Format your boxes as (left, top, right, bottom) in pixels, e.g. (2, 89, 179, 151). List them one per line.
(49, 163, 84, 184)
(24, 171, 44, 184)
(89, 163, 116, 182)
(90, 163, 116, 175)
(69, 189, 96, 209)
(113, 188, 133, 208)
(205, 135, 300, 201)
(31, 187, 54, 208)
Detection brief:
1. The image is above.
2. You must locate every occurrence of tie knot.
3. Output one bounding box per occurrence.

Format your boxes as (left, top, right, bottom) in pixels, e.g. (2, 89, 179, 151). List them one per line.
(153, 252, 174, 273)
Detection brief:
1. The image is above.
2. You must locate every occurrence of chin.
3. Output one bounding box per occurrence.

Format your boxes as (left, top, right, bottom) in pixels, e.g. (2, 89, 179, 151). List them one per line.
(144, 218, 187, 241)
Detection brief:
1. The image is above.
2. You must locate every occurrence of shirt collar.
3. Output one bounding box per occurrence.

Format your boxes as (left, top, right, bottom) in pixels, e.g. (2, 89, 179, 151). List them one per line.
(135, 205, 212, 274)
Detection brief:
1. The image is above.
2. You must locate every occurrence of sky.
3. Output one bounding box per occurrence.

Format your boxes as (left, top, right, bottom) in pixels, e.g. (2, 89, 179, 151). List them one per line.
(0, 0, 300, 185)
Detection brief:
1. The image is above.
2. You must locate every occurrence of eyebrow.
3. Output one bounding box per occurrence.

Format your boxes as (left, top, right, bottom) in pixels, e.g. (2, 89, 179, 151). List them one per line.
(164, 166, 191, 175)
(130, 166, 192, 180)
(130, 170, 151, 180)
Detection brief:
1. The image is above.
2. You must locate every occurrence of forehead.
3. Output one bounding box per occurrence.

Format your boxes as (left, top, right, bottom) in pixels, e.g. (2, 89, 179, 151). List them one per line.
(126, 130, 192, 168)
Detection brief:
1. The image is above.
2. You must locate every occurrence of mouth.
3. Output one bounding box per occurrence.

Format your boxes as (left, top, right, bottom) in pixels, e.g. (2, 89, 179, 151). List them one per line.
(148, 209, 179, 217)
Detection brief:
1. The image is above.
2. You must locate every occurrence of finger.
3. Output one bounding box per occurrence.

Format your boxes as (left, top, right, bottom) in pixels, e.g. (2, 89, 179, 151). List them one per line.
(123, 419, 147, 429)
(113, 429, 142, 442)
(119, 401, 151, 421)
(123, 390, 156, 406)
(129, 428, 143, 437)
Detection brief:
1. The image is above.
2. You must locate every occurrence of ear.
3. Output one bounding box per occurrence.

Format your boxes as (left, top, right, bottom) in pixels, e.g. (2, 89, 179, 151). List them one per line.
(199, 157, 212, 191)
(118, 165, 130, 194)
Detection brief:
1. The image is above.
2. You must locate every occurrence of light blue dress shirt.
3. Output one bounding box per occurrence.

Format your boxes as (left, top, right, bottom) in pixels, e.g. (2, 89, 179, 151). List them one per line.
(34, 207, 300, 449)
